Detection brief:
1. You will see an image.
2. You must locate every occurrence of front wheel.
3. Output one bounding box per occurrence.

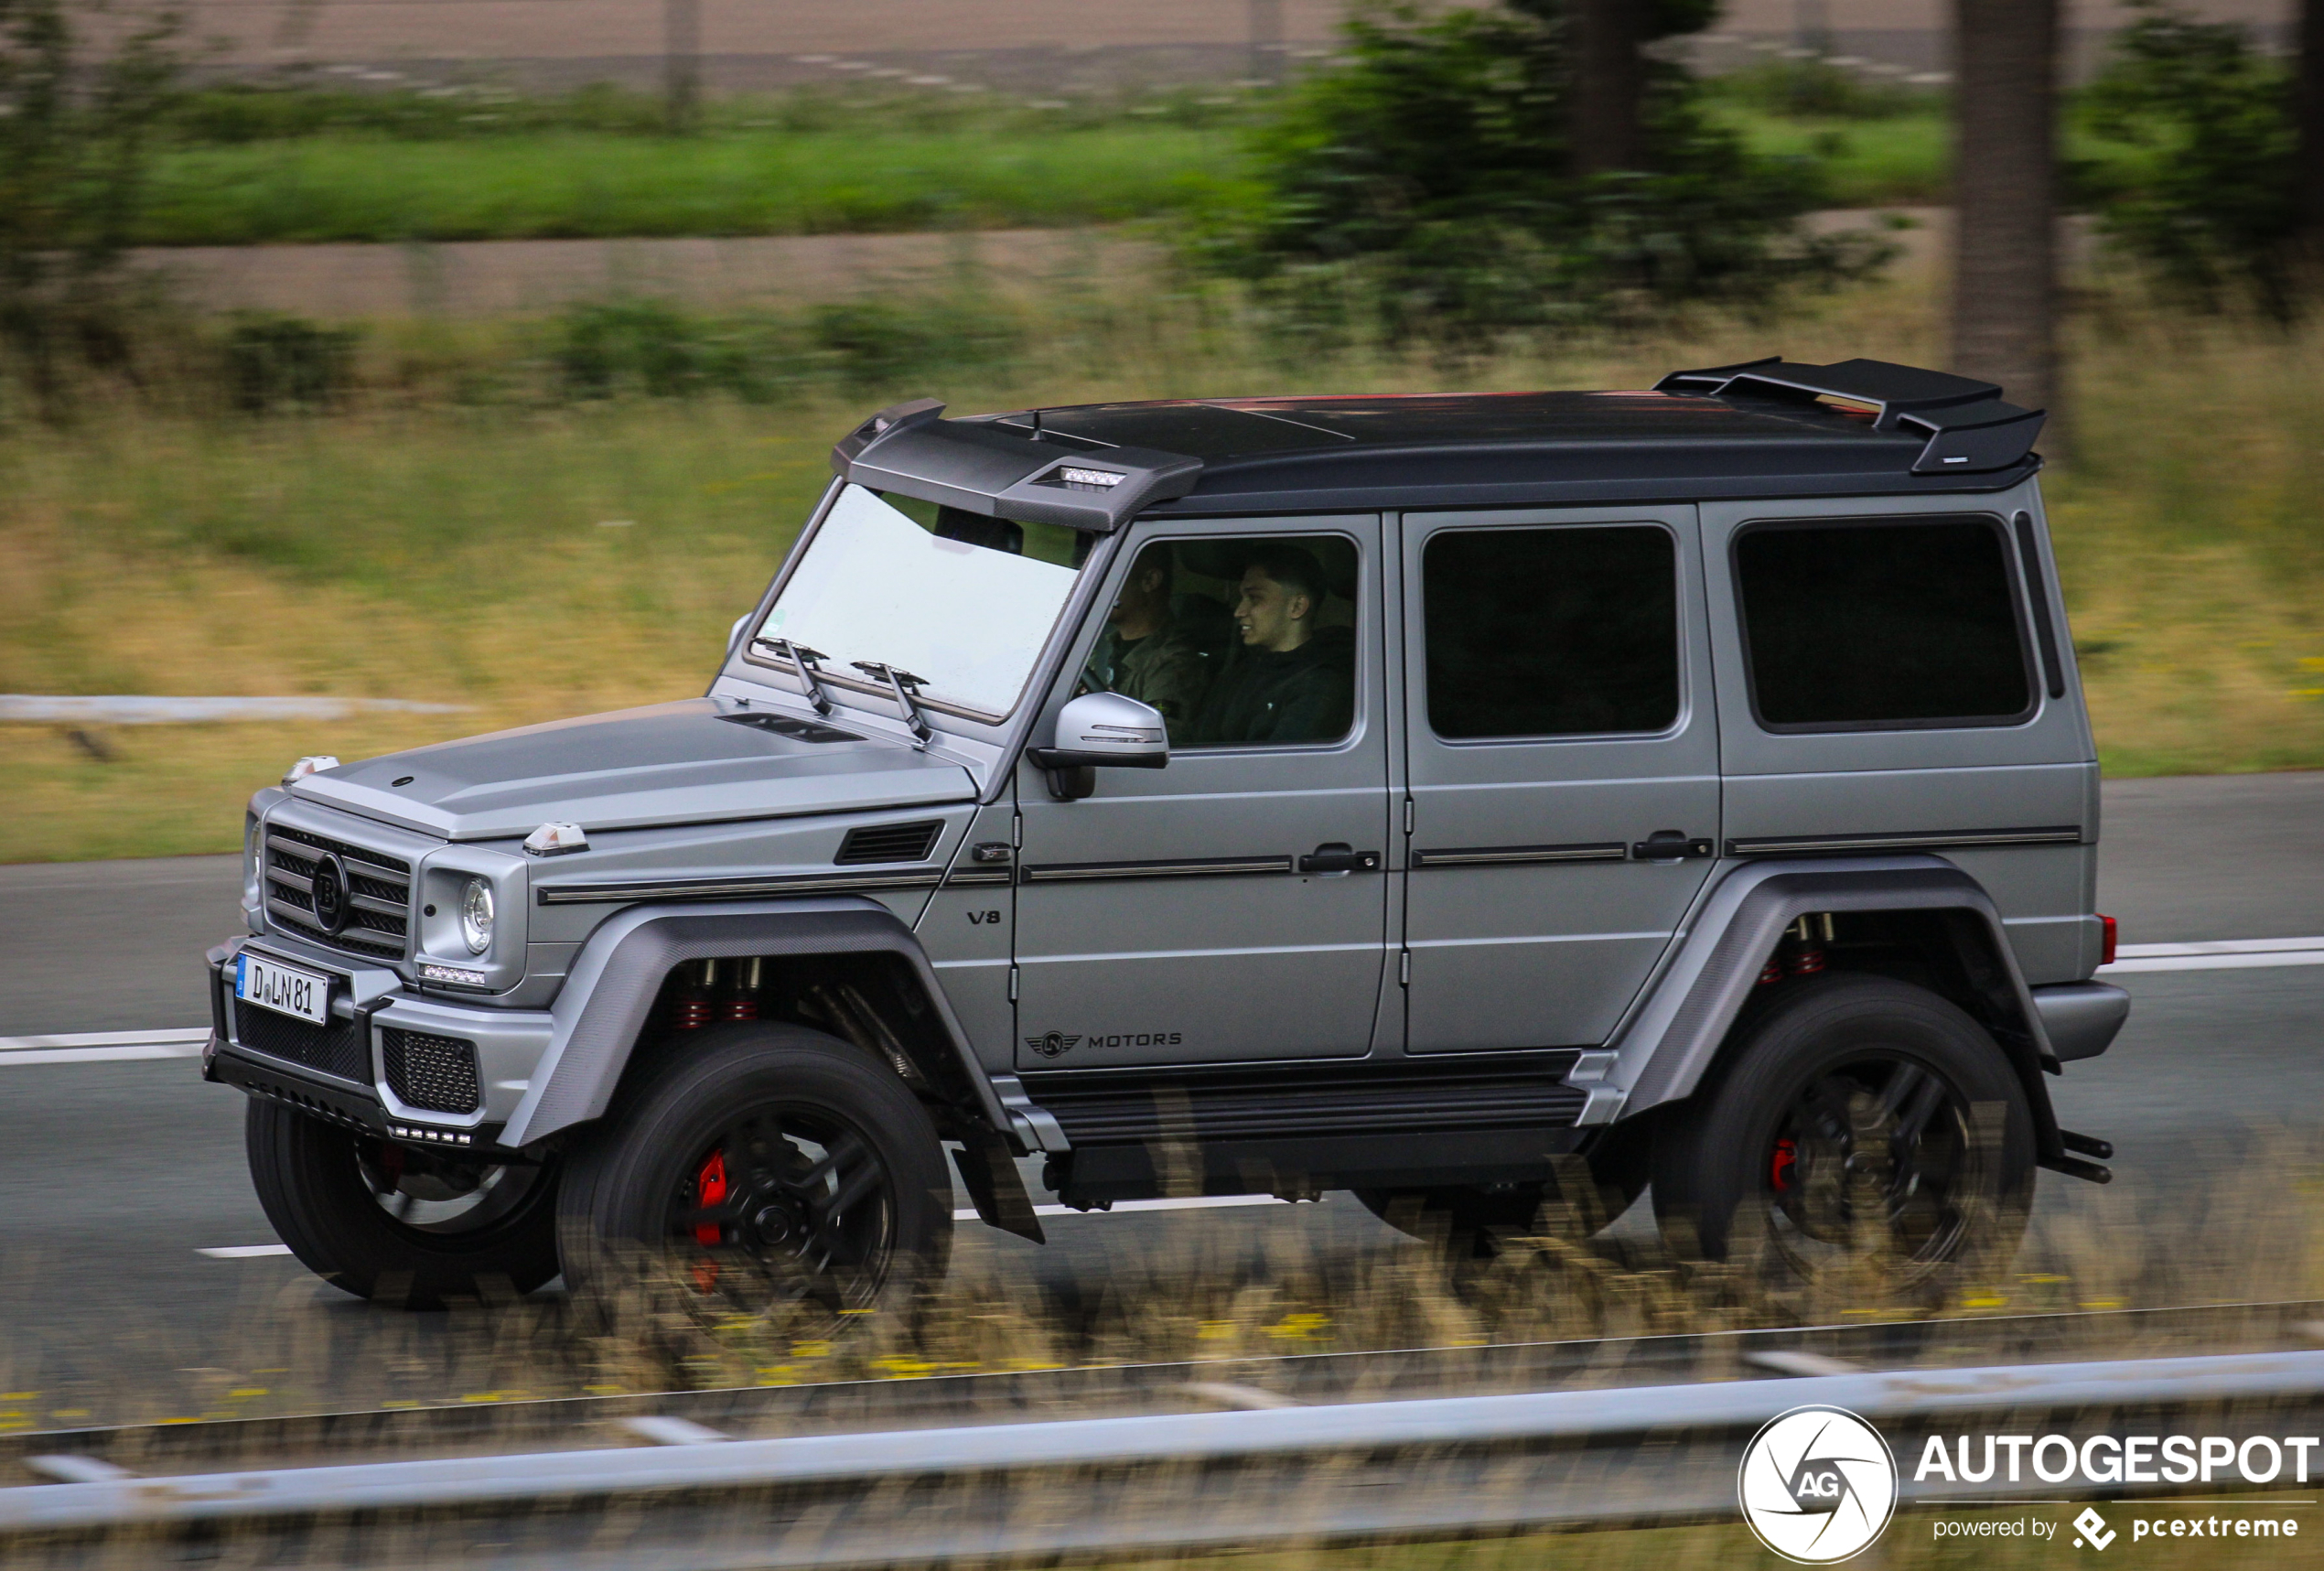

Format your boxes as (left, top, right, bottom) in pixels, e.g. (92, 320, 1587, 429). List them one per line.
(245, 1101, 562, 1307)
(1650, 974, 2035, 1291)
(556, 1024, 952, 1330)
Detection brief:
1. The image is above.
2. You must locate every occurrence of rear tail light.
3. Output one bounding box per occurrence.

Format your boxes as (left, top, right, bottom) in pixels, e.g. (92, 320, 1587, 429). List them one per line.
(2099, 913, 2118, 967)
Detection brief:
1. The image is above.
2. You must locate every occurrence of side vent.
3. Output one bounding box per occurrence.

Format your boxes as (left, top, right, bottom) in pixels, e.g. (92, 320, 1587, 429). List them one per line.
(835, 820, 943, 866)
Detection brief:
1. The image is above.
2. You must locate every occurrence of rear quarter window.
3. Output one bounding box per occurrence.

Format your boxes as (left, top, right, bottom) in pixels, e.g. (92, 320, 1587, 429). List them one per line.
(1733, 515, 2034, 731)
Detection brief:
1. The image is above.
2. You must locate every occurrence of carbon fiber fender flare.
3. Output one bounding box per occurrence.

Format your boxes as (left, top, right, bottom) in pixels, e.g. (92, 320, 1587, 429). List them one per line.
(1602, 855, 2069, 1166)
(500, 896, 1020, 1150)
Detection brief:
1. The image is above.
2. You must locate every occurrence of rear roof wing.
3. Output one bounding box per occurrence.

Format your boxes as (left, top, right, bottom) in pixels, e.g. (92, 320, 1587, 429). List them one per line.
(1654, 357, 2046, 475)
(831, 399, 1203, 533)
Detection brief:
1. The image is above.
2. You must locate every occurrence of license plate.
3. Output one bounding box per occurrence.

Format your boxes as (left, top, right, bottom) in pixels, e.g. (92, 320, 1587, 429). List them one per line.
(236, 952, 330, 1026)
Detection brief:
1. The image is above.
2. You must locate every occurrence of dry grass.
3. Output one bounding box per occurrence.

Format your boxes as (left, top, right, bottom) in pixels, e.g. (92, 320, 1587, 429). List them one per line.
(1, 268, 2321, 864)
(5, 1128, 2322, 1435)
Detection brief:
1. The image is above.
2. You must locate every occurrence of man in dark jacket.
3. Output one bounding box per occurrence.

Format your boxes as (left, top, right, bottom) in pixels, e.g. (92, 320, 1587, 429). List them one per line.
(1190, 543, 1354, 745)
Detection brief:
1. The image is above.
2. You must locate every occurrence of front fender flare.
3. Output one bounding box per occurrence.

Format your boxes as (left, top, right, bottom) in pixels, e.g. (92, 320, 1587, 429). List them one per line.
(1604, 855, 2071, 1165)
(501, 896, 1017, 1149)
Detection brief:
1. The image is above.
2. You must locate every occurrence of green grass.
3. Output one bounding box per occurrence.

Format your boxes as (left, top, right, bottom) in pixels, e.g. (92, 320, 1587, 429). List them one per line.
(3, 271, 2321, 864)
(137, 127, 1248, 245)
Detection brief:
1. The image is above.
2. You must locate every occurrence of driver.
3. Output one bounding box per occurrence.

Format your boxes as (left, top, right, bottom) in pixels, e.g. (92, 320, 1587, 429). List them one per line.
(1081, 542, 1213, 732)
(1189, 544, 1353, 745)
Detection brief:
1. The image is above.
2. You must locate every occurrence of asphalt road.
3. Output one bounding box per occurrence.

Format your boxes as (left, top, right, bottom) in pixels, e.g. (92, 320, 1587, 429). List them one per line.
(0, 771, 2318, 1423)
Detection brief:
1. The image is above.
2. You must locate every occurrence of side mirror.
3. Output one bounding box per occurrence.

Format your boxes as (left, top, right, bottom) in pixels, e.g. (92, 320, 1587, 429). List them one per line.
(1028, 692, 1168, 800)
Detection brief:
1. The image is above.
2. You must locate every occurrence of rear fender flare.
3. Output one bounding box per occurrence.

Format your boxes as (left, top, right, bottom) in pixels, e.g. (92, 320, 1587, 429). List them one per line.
(1608, 855, 2065, 1162)
(501, 897, 1017, 1149)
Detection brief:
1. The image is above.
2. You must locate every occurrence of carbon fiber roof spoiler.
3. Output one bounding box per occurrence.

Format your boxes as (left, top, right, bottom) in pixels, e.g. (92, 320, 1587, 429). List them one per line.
(1654, 356, 2046, 475)
(830, 398, 1205, 533)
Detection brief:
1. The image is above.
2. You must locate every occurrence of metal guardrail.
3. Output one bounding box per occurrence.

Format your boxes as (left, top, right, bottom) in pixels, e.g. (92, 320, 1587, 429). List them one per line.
(7, 1346, 2324, 1569)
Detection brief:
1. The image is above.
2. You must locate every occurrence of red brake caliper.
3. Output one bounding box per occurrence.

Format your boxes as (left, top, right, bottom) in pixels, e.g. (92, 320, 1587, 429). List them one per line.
(1770, 1136, 1798, 1194)
(694, 1149, 727, 1245)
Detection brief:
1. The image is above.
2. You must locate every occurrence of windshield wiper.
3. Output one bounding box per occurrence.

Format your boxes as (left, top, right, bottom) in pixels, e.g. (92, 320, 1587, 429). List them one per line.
(754, 638, 834, 716)
(851, 661, 934, 748)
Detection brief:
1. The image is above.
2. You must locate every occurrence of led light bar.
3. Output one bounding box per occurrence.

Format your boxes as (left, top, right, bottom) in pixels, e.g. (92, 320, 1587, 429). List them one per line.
(419, 963, 489, 986)
(1056, 466, 1125, 488)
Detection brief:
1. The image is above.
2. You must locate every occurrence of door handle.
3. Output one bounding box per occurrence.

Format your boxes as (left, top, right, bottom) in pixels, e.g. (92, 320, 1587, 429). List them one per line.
(1631, 832, 1715, 862)
(1299, 843, 1383, 874)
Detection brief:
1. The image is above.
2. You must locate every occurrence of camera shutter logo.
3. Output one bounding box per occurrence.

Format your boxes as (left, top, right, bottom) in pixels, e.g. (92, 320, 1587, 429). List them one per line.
(1737, 1404, 1898, 1564)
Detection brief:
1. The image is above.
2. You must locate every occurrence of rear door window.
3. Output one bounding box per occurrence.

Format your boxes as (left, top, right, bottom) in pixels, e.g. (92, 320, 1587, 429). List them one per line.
(1733, 515, 2033, 731)
(1421, 524, 1680, 739)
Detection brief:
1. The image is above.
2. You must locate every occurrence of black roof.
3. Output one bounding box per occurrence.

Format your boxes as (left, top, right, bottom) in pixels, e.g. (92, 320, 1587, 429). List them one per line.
(830, 359, 2045, 531)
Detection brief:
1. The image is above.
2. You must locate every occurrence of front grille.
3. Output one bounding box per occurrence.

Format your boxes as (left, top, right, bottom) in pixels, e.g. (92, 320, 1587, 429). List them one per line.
(232, 998, 371, 1083)
(382, 1029, 480, 1114)
(264, 825, 411, 961)
(835, 820, 942, 866)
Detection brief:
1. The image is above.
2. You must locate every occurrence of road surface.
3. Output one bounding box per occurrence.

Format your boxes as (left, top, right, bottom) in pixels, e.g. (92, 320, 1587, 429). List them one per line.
(1, 771, 2317, 1423)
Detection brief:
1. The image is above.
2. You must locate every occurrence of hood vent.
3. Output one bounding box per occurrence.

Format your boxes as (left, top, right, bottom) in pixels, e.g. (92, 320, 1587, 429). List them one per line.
(835, 820, 943, 866)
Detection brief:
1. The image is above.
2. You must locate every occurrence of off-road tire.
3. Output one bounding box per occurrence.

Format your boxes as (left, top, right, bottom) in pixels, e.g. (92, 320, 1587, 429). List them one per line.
(1650, 973, 2035, 1289)
(245, 1101, 562, 1308)
(555, 1024, 952, 1327)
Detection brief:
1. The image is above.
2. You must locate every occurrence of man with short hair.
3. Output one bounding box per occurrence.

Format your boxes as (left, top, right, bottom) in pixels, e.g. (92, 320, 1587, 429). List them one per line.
(1189, 544, 1354, 745)
(1081, 543, 1213, 733)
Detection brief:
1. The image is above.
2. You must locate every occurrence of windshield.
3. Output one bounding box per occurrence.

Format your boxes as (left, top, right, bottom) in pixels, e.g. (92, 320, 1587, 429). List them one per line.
(752, 484, 1087, 720)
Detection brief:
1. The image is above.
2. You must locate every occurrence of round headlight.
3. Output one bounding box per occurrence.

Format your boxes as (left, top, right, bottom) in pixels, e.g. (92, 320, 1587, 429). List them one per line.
(459, 877, 495, 955)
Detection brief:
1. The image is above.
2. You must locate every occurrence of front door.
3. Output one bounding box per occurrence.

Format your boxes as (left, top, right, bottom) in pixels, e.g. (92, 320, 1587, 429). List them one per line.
(1013, 516, 1393, 1071)
(1400, 505, 1721, 1052)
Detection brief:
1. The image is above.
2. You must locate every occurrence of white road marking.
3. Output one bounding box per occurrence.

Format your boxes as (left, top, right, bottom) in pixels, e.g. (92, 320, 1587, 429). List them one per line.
(951, 1195, 1296, 1224)
(0, 1028, 208, 1067)
(199, 1195, 1297, 1261)
(2101, 937, 2324, 974)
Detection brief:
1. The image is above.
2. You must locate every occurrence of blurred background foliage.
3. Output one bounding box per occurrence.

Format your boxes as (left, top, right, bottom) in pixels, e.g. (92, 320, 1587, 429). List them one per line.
(0, 0, 2321, 860)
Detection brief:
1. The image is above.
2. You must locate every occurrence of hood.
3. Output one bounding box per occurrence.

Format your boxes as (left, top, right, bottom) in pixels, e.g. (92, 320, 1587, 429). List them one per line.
(289, 698, 977, 842)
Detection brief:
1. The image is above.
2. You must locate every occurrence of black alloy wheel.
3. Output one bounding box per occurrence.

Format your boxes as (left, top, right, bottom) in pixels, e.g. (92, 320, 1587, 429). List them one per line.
(557, 1024, 952, 1328)
(1652, 974, 2035, 1289)
(246, 1100, 562, 1307)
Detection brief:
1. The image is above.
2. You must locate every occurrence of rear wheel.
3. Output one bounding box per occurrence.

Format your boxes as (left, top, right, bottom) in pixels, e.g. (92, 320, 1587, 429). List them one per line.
(245, 1101, 561, 1308)
(1651, 974, 2035, 1289)
(556, 1024, 952, 1329)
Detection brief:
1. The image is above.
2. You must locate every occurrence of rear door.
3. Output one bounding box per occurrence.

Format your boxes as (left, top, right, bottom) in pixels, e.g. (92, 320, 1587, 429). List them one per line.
(1400, 505, 1722, 1052)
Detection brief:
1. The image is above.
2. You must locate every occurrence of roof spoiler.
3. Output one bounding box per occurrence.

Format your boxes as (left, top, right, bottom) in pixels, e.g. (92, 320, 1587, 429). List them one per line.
(1655, 357, 2045, 475)
(830, 399, 1204, 533)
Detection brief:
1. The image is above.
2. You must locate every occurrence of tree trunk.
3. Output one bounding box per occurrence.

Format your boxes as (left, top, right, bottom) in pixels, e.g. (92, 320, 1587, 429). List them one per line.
(2297, 0, 2324, 242)
(1950, 0, 2060, 422)
(1569, 0, 1645, 177)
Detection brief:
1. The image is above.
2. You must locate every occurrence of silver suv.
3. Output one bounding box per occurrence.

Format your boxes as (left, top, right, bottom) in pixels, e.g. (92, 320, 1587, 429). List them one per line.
(204, 357, 2128, 1312)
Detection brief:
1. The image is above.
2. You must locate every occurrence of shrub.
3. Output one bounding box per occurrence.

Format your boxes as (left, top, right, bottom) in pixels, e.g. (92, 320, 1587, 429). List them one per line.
(222, 313, 360, 413)
(1192, 3, 1889, 352)
(0, 0, 184, 415)
(2080, 1, 2298, 318)
(549, 296, 1022, 404)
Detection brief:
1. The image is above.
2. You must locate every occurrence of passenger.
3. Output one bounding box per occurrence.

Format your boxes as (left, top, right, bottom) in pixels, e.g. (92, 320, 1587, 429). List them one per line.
(1081, 543, 1214, 732)
(1189, 545, 1354, 745)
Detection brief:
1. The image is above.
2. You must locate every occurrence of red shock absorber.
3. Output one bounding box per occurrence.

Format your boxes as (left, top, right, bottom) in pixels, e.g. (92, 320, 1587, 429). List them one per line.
(1788, 946, 1827, 978)
(672, 958, 715, 1029)
(723, 955, 761, 1022)
(1758, 959, 1785, 986)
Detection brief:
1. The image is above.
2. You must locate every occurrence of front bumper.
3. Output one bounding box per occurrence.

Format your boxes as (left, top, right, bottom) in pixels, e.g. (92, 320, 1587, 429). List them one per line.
(206, 935, 554, 1152)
